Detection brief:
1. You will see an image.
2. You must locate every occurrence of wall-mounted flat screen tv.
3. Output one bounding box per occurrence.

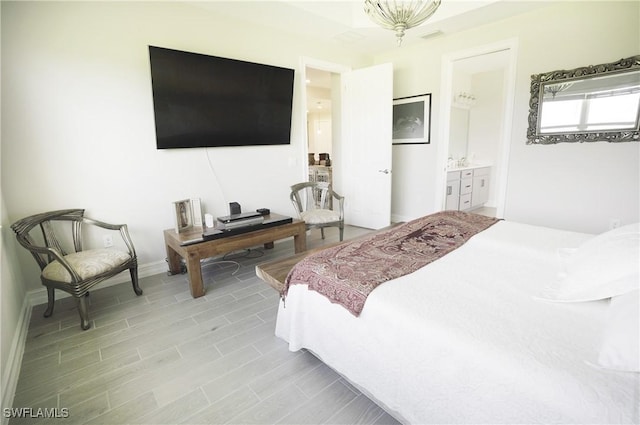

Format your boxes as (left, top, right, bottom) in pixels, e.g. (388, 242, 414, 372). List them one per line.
(149, 46, 295, 149)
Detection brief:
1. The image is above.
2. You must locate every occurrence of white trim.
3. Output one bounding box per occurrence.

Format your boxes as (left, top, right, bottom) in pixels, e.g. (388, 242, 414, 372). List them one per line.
(495, 41, 518, 219)
(1, 297, 31, 425)
(391, 213, 412, 223)
(437, 38, 519, 219)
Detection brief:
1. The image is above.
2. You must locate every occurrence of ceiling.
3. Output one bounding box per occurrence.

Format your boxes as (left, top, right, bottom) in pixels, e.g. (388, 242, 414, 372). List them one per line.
(188, 1, 554, 113)
(191, 1, 553, 55)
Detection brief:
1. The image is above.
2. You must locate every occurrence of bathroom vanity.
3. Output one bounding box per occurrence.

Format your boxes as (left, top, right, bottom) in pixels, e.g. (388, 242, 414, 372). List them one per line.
(446, 165, 491, 211)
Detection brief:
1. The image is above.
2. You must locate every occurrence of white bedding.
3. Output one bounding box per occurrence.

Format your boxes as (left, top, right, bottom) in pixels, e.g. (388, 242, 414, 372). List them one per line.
(275, 221, 639, 424)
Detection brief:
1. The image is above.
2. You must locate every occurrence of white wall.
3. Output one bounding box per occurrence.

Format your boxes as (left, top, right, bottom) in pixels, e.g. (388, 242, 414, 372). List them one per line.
(0, 3, 373, 401)
(378, 1, 640, 233)
(1, 1, 371, 294)
(1, 193, 29, 414)
(2, 1, 639, 404)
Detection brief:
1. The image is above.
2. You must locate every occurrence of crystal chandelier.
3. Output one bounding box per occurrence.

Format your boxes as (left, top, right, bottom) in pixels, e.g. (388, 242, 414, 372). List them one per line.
(544, 82, 574, 99)
(364, 0, 442, 46)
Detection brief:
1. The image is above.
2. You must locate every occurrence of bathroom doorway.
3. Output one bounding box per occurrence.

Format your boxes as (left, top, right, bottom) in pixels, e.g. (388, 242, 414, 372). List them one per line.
(438, 39, 518, 219)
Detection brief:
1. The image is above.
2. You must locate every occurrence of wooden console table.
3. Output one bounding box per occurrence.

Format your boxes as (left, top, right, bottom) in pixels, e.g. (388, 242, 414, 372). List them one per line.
(164, 214, 306, 298)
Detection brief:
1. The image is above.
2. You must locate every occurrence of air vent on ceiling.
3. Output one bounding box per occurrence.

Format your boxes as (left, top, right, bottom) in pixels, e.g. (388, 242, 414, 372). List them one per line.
(333, 30, 366, 44)
(420, 30, 443, 40)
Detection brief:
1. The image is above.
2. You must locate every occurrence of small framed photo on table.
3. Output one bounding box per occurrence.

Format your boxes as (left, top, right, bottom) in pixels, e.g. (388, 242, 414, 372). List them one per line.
(190, 198, 203, 227)
(173, 199, 193, 233)
(392, 93, 432, 145)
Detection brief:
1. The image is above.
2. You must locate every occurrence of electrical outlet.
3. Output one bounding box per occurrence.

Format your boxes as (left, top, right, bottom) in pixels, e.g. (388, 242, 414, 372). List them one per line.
(609, 218, 621, 230)
(103, 235, 113, 248)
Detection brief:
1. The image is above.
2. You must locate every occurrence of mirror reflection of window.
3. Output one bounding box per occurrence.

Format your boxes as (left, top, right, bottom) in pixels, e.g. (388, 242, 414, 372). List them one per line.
(540, 99, 582, 133)
(539, 70, 640, 134)
(587, 93, 640, 130)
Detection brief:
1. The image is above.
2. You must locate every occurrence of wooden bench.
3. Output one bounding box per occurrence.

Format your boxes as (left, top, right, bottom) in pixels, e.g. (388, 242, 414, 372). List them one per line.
(255, 223, 401, 293)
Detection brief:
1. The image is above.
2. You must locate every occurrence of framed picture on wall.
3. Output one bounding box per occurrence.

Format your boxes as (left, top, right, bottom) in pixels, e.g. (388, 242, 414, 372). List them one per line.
(392, 93, 432, 145)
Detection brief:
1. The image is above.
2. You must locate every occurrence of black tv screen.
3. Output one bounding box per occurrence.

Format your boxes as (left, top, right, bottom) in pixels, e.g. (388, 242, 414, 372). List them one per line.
(149, 46, 294, 149)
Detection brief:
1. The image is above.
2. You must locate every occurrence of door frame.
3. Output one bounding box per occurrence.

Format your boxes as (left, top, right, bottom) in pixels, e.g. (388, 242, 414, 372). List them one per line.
(436, 38, 518, 218)
(299, 57, 350, 191)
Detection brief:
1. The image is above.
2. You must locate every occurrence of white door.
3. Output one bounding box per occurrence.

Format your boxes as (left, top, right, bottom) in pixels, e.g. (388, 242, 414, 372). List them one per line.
(339, 63, 393, 229)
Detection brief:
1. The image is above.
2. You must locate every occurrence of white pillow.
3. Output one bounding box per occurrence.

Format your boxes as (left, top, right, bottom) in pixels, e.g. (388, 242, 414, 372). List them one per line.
(542, 223, 639, 302)
(597, 290, 639, 372)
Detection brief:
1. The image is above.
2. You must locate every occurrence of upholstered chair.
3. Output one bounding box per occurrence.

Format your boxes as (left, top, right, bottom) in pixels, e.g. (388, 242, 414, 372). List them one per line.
(290, 181, 345, 241)
(11, 209, 142, 330)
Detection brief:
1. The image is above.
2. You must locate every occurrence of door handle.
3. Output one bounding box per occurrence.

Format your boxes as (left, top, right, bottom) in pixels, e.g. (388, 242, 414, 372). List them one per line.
(378, 169, 391, 174)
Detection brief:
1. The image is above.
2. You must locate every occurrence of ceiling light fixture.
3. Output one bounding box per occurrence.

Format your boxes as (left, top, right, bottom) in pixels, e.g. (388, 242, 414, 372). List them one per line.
(544, 82, 574, 99)
(364, 0, 442, 46)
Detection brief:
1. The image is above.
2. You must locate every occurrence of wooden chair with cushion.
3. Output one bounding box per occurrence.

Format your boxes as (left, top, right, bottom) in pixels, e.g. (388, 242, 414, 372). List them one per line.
(11, 209, 142, 330)
(290, 181, 345, 241)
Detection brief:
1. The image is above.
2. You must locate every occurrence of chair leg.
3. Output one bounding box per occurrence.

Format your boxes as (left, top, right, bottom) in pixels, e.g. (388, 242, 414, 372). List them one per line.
(339, 226, 344, 241)
(320, 228, 325, 239)
(76, 296, 91, 330)
(44, 287, 55, 318)
(130, 266, 143, 296)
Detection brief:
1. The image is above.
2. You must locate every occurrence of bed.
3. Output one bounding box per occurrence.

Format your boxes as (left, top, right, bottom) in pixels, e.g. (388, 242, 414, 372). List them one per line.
(268, 211, 639, 424)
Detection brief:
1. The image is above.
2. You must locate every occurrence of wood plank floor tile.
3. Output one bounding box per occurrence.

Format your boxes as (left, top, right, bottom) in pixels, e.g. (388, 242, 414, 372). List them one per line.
(9, 225, 400, 424)
(182, 385, 260, 424)
(23, 318, 128, 357)
(294, 361, 343, 398)
(138, 388, 209, 425)
(199, 344, 297, 404)
(277, 380, 358, 424)
(13, 351, 141, 407)
(85, 391, 158, 424)
(16, 350, 101, 392)
(152, 344, 261, 408)
(226, 385, 309, 424)
(60, 347, 182, 409)
(63, 392, 111, 425)
(175, 314, 258, 358)
(213, 319, 276, 356)
(326, 393, 394, 425)
(248, 351, 323, 400)
(106, 343, 223, 408)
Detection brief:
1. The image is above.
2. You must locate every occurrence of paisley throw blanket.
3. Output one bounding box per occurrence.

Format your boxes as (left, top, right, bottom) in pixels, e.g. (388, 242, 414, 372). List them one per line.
(283, 211, 500, 316)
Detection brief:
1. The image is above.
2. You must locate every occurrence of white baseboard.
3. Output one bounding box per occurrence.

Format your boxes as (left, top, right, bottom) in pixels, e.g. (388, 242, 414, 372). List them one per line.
(1, 258, 168, 420)
(1, 297, 32, 425)
(390, 213, 411, 224)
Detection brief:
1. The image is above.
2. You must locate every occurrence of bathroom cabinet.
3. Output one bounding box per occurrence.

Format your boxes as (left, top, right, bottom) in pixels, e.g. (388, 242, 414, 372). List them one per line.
(446, 166, 491, 211)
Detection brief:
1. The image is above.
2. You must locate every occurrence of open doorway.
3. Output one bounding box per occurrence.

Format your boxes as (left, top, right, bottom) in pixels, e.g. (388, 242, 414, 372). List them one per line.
(438, 39, 518, 219)
(300, 59, 394, 229)
(305, 67, 334, 187)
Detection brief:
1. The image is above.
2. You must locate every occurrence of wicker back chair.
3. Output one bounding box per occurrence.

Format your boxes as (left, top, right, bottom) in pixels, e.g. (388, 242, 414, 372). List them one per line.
(11, 209, 142, 330)
(290, 181, 345, 241)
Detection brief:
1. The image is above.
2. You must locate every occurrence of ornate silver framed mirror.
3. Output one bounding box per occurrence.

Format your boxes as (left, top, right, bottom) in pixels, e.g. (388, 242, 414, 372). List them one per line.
(527, 55, 640, 144)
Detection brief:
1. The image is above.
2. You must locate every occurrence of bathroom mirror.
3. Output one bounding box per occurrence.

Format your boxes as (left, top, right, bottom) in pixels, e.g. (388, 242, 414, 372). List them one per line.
(449, 107, 469, 160)
(527, 55, 640, 144)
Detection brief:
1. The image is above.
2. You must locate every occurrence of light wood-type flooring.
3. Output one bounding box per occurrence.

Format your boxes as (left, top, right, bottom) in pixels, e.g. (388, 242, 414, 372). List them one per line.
(9, 225, 401, 425)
